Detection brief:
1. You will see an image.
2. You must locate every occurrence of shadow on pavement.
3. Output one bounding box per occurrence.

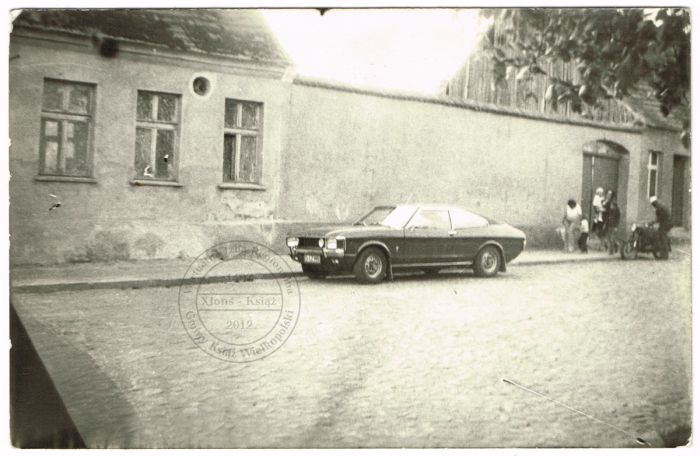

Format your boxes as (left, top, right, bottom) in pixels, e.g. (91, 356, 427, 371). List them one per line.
(10, 303, 86, 448)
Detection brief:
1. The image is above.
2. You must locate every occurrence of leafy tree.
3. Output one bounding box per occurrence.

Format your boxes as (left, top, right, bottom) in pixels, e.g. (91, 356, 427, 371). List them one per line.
(481, 8, 690, 147)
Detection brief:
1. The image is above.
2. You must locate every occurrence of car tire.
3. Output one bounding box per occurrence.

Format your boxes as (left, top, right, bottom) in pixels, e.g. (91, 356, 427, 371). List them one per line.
(353, 247, 387, 284)
(620, 241, 637, 260)
(473, 245, 501, 277)
(302, 264, 327, 279)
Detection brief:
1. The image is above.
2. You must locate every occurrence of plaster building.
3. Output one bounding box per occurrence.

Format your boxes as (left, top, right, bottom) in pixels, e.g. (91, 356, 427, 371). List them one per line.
(9, 9, 690, 265)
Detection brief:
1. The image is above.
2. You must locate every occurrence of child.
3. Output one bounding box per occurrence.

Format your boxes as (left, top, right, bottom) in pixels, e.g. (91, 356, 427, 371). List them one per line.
(578, 216, 589, 253)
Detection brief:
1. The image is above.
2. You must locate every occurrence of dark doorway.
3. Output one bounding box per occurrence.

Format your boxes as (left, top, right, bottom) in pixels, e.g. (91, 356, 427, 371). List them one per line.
(581, 153, 619, 221)
(672, 155, 688, 227)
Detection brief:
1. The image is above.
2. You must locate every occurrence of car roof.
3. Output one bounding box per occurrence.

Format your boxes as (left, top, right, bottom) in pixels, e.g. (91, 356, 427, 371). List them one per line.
(394, 204, 458, 211)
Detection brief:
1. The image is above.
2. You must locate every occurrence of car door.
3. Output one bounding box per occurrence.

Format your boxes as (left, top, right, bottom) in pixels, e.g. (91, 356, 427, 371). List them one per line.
(445, 208, 490, 262)
(402, 209, 452, 263)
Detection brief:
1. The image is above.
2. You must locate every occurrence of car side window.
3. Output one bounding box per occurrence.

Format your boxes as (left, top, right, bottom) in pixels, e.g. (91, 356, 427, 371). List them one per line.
(450, 209, 488, 229)
(408, 210, 451, 230)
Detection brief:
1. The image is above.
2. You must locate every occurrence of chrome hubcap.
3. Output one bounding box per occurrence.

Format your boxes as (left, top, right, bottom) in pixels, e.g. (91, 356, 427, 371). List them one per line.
(364, 254, 382, 278)
(481, 251, 497, 272)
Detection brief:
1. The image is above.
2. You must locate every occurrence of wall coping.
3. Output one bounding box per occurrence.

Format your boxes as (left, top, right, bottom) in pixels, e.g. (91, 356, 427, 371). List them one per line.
(293, 76, 647, 135)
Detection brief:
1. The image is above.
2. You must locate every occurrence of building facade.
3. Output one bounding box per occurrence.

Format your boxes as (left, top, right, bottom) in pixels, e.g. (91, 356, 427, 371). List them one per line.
(9, 10, 690, 265)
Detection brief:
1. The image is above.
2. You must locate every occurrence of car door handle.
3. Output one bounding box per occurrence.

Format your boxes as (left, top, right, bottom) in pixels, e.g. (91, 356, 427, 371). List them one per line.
(448, 230, 457, 236)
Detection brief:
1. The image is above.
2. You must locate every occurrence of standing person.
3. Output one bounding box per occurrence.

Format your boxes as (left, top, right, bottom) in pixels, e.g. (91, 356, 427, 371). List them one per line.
(650, 196, 672, 260)
(578, 216, 590, 253)
(592, 187, 605, 247)
(562, 199, 582, 253)
(602, 189, 621, 254)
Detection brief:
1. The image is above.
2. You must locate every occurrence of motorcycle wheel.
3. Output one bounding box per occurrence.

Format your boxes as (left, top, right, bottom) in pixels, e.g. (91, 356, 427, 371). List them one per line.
(620, 241, 637, 260)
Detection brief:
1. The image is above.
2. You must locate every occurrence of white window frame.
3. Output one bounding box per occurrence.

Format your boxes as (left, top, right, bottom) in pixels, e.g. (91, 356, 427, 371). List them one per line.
(223, 99, 263, 184)
(134, 90, 180, 182)
(39, 79, 95, 178)
(647, 151, 660, 198)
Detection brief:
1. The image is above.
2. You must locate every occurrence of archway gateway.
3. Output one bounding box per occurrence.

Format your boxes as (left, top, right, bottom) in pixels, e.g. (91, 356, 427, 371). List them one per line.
(581, 140, 629, 225)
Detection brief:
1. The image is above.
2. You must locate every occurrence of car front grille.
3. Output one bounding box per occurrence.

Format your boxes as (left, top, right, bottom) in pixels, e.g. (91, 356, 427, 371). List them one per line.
(298, 237, 321, 248)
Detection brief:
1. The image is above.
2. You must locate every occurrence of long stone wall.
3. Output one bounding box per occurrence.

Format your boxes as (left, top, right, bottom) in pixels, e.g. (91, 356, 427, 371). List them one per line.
(280, 80, 645, 247)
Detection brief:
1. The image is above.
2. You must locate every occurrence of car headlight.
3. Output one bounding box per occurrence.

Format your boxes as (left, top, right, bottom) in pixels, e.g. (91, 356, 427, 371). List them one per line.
(318, 238, 325, 248)
(326, 238, 337, 250)
(286, 237, 299, 248)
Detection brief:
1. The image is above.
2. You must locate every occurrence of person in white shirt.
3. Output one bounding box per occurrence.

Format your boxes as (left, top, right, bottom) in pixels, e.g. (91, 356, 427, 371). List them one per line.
(562, 199, 582, 253)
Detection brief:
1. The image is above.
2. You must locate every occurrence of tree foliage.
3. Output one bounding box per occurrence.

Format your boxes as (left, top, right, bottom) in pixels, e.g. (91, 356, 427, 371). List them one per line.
(481, 8, 690, 147)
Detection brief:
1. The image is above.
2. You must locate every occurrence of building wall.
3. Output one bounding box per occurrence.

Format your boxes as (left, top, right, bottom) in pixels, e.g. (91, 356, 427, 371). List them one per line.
(638, 129, 691, 227)
(281, 82, 646, 246)
(9, 35, 291, 265)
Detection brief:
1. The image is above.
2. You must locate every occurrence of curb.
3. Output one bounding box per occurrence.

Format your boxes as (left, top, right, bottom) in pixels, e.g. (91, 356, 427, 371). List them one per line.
(11, 271, 304, 294)
(10, 255, 623, 294)
(512, 255, 618, 267)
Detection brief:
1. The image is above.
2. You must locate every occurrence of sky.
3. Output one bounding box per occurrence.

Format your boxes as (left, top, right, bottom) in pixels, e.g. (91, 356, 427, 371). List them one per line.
(262, 8, 490, 94)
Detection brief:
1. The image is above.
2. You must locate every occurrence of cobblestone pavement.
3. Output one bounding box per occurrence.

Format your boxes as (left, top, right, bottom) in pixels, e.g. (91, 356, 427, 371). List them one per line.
(12, 256, 691, 448)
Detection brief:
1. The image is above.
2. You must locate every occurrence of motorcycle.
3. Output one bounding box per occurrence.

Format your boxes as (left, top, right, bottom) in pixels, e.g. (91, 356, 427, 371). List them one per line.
(620, 222, 670, 260)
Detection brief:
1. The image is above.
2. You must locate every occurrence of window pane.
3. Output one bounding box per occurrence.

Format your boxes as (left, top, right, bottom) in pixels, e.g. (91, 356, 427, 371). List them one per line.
(157, 94, 178, 122)
(239, 136, 258, 183)
(225, 99, 238, 128)
(64, 121, 89, 176)
(44, 119, 59, 138)
(450, 209, 488, 229)
(649, 170, 657, 197)
(155, 129, 174, 179)
(41, 118, 61, 174)
(241, 102, 259, 130)
(68, 84, 91, 114)
(43, 141, 60, 174)
(223, 135, 236, 181)
(137, 92, 153, 120)
(42, 80, 64, 111)
(650, 152, 658, 166)
(135, 127, 153, 177)
(410, 210, 450, 230)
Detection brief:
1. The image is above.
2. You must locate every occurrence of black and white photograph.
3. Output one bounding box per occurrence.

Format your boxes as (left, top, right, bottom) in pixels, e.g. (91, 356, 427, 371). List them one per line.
(4, 1, 693, 450)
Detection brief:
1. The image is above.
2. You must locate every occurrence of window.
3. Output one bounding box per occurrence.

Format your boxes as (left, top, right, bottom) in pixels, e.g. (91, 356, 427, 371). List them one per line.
(39, 79, 94, 177)
(648, 151, 660, 198)
(450, 209, 489, 229)
(223, 99, 263, 184)
(408, 210, 451, 230)
(135, 91, 180, 181)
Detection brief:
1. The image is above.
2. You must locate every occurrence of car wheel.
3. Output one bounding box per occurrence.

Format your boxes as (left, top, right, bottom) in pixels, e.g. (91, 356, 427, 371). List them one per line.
(620, 241, 637, 260)
(302, 264, 327, 279)
(353, 247, 387, 284)
(473, 246, 501, 277)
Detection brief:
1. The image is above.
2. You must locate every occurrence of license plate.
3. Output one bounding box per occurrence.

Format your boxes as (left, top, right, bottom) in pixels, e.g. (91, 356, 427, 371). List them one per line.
(303, 254, 321, 264)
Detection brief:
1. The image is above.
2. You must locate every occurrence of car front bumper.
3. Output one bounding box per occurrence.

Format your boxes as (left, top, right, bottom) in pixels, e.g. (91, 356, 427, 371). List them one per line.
(288, 247, 355, 271)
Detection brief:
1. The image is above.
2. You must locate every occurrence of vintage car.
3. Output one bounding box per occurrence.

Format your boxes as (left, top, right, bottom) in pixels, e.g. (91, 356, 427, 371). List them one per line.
(286, 204, 526, 283)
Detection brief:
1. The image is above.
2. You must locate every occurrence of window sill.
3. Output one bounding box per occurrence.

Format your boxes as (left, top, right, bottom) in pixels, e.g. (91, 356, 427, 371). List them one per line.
(130, 179, 183, 188)
(35, 175, 97, 184)
(217, 182, 266, 191)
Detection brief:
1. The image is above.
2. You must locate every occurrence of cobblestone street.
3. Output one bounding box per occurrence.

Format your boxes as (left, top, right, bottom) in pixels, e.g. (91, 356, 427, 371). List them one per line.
(11, 256, 691, 448)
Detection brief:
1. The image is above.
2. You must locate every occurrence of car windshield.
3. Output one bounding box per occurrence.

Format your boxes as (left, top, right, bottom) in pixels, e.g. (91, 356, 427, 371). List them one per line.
(355, 206, 416, 229)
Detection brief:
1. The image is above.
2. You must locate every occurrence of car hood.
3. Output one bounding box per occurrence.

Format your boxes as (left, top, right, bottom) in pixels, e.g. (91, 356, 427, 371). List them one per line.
(290, 224, 395, 238)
